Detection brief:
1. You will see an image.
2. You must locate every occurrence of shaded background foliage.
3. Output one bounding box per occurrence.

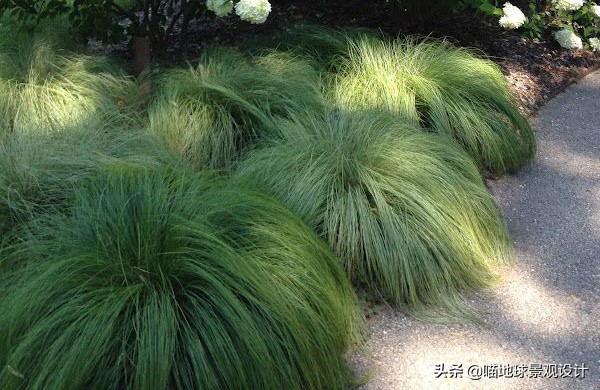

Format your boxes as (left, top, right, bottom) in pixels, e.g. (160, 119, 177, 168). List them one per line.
(0, 0, 206, 57)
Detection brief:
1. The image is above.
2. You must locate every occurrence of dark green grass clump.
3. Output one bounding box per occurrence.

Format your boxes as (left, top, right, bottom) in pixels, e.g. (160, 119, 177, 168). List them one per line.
(332, 36, 535, 174)
(0, 127, 178, 235)
(148, 48, 325, 169)
(238, 111, 510, 316)
(0, 131, 92, 233)
(0, 166, 361, 389)
(241, 25, 378, 73)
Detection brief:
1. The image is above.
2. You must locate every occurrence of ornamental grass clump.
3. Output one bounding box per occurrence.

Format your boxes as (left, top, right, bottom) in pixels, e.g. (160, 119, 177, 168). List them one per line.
(14, 56, 142, 135)
(0, 18, 76, 83)
(331, 36, 535, 175)
(0, 79, 19, 138)
(0, 126, 176, 234)
(238, 111, 510, 316)
(0, 166, 362, 389)
(241, 24, 378, 73)
(148, 48, 324, 169)
(0, 21, 142, 137)
(0, 131, 95, 233)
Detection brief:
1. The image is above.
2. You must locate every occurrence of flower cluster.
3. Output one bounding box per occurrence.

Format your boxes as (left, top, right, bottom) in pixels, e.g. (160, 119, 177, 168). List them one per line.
(554, 29, 583, 49)
(206, 0, 272, 24)
(235, 0, 272, 24)
(493, 0, 598, 51)
(551, 0, 585, 11)
(206, 0, 233, 17)
(499, 2, 527, 30)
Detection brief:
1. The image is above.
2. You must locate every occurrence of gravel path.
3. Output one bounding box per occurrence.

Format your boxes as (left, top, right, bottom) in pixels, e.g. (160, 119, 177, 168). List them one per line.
(352, 71, 600, 390)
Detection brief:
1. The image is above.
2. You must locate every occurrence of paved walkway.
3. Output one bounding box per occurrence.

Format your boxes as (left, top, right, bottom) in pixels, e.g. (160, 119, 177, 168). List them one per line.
(353, 71, 600, 390)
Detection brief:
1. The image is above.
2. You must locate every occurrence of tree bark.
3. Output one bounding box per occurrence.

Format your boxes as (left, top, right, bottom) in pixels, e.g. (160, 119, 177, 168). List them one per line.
(133, 35, 151, 76)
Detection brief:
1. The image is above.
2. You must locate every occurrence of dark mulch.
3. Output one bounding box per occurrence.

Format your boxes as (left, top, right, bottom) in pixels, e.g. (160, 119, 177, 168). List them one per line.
(105, 1, 600, 116)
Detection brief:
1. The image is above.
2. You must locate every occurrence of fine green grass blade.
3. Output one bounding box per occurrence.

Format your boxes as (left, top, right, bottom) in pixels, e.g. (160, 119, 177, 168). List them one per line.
(240, 24, 379, 73)
(331, 35, 535, 175)
(0, 19, 143, 138)
(148, 47, 325, 169)
(238, 110, 510, 318)
(0, 166, 363, 389)
(0, 126, 179, 236)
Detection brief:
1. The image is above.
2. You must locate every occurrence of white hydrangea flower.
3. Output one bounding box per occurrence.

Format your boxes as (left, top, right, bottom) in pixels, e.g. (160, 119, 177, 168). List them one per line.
(554, 29, 583, 49)
(235, 0, 271, 24)
(499, 2, 527, 30)
(591, 4, 600, 18)
(589, 37, 600, 51)
(206, 0, 233, 17)
(551, 0, 585, 11)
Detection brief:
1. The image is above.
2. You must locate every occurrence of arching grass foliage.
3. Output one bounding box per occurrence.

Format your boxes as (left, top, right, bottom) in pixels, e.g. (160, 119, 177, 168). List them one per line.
(241, 25, 378, 73)
(238, 111, 510, 317)
(148, 48, 325, 169)
(0, 166, 362, 389)
(331, 36, 535, 174)
(0, 127, 178, 235)
(0, 19, 142, 138)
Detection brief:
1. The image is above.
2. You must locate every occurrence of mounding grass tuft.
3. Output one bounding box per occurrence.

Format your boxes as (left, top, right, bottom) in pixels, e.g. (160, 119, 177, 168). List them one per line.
(238, 110, 510, 317)
(0, 21, 143, 136)
(330, 35, 535, 175)
(241, 25, 378, 72)
(148, 47, 325, 169)
(0, 166, 362, 389)
(17, 55, 143, 133)
(0, 16, 77, 83)
(0, 127, 179, 234)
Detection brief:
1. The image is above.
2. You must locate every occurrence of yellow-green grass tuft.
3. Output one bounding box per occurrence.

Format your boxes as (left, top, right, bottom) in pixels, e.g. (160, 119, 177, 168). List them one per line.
(238, 110, 510, 318)
(331, 36, 535, 174)
(148, 48, 325, 169)
(0, 21, 143, 137)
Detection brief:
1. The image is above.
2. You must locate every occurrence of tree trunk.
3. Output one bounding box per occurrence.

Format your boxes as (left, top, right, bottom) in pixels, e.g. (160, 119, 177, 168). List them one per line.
(133, 35, 151, 76)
